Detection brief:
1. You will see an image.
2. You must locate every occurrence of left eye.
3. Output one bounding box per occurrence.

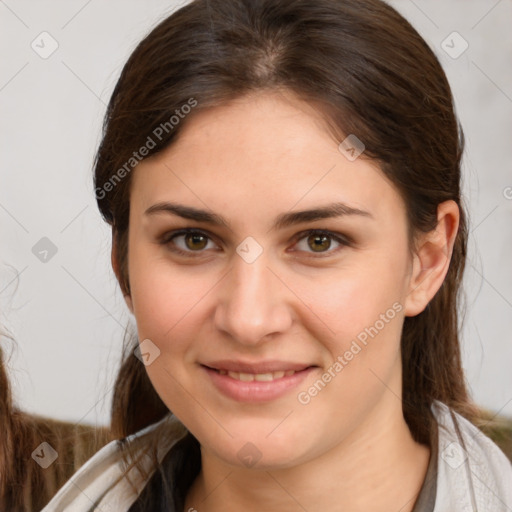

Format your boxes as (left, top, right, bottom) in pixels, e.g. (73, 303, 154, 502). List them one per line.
(292, 230, 349, 255)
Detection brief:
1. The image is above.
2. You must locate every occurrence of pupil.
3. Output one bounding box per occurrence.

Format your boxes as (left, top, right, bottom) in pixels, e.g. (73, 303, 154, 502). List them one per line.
(309, 234, 330, 252)
(186, 233, 207, 250)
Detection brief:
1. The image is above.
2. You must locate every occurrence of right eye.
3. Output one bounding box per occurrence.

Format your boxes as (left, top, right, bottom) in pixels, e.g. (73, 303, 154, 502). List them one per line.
(160, 229, 220, 256)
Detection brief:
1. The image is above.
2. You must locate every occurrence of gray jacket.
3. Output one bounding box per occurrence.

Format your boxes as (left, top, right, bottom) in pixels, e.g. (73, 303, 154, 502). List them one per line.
(42, 401, 512, 511)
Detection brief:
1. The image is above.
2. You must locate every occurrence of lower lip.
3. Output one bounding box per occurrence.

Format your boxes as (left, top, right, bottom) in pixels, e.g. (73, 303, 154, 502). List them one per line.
(202, 365, 317, 403)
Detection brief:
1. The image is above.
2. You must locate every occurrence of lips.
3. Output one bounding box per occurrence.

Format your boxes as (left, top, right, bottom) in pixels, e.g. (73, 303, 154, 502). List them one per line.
(202, 359, 313, 374)
(202, 363, 317, 402)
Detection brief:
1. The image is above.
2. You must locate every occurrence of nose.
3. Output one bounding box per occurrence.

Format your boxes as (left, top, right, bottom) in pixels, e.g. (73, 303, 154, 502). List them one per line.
(213, 251, 293, 345)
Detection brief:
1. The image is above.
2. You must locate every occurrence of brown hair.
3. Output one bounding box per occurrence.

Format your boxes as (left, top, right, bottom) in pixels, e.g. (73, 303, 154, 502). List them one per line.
(0, 343, 112, 511)
(99, 0, 477, 468)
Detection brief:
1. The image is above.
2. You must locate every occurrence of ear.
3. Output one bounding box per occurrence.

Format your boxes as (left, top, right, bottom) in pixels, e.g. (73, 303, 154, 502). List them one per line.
(111, 237, 134, 314)
(404, 200, 460, 317)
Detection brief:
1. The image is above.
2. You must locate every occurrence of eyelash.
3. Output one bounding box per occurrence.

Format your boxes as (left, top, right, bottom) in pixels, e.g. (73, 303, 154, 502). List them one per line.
(159, 228, 352, 258)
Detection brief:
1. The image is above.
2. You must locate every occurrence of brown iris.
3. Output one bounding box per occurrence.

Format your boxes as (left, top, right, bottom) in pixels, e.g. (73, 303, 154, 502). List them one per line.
(185, 233, 208, 250)
(307, 233, 331, 252)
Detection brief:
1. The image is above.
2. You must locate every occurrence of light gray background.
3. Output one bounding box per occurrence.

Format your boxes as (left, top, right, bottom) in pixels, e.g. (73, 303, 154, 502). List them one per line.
(1, 0, 511, 427)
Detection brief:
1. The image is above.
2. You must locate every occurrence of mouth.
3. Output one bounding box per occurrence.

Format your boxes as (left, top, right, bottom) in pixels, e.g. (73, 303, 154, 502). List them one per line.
(200, 362, 318, 402)
(213, 368, 300, 382)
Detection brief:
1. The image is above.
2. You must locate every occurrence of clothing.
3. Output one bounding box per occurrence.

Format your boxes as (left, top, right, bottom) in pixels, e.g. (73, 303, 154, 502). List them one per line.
(125, 421, 439, 512)
(412, 418, 438, 511)
(42, 401, 512, 512)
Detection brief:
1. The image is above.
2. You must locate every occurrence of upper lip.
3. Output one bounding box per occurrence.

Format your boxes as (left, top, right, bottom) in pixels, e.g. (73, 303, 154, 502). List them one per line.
(202, 360, 315, 373)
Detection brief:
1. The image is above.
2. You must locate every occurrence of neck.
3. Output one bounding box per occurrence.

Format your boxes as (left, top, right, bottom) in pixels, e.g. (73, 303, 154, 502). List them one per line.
(184, 393, 431, 512)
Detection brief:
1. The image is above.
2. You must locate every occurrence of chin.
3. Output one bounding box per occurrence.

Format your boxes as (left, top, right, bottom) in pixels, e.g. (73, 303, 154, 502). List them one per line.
(202, 430, 312, 471)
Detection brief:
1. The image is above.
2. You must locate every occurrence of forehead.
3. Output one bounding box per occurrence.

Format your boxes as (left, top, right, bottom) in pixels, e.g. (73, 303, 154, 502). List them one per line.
(131, 90, 404, 225)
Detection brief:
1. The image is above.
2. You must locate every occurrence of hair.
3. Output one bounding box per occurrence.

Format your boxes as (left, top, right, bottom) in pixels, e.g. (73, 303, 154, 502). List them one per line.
(0, 343, 112, 511)
(97, 0, 479, 502)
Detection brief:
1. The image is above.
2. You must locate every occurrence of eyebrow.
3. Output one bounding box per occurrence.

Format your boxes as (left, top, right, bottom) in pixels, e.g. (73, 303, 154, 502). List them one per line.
(144, 201, 373, 231)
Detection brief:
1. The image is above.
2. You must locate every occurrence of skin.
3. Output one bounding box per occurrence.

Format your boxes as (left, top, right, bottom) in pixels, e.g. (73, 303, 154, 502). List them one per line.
(114, 89, 459, 512)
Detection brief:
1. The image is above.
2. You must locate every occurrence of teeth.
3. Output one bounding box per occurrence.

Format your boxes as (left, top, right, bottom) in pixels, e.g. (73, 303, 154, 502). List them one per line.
(221, 369, 296, 381)
(265, 370, 284, 380)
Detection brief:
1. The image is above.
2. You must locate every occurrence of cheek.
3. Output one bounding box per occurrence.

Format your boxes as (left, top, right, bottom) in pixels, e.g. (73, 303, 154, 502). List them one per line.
(128, 249, 212, 350)
(289, 254, 408, 406)
(128, 258, 210, 409)
(291, 254, 407, 346)
(291, 263, 406, 425)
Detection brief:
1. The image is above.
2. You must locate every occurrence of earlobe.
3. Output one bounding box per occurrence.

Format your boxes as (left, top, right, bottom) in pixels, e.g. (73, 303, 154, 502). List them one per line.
(404, 200, 459, 317)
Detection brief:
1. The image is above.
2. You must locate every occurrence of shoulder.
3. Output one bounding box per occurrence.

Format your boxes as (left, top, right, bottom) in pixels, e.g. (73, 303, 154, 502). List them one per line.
(41, 414, 188, 512)
(431, 400, 512, 511)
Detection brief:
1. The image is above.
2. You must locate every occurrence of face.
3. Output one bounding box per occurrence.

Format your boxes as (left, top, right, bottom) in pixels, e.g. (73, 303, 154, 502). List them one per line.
(124, 89, 418, 469)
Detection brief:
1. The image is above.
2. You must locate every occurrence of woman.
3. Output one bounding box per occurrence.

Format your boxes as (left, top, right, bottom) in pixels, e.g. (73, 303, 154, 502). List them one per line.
(43, 0, 512, 510)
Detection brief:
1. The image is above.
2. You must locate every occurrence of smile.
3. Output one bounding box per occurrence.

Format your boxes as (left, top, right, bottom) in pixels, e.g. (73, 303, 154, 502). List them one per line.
(216, 369, 297, 381)
(201, 364, 317, 402)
